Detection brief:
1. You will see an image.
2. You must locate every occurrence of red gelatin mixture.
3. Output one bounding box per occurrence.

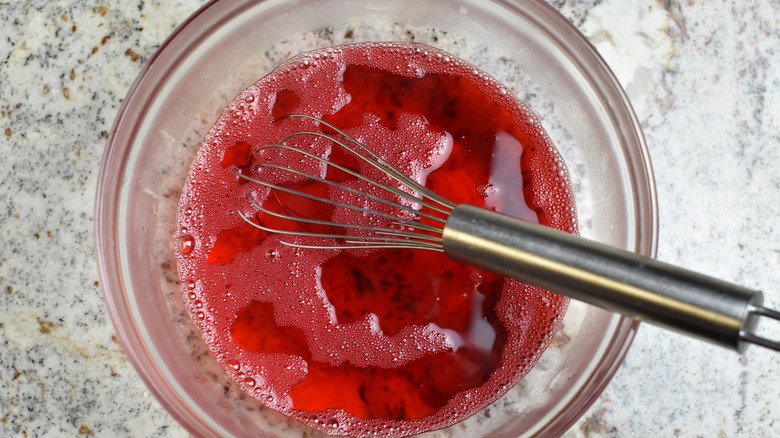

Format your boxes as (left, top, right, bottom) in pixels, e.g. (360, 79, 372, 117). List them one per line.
(176, 42, 577, 437)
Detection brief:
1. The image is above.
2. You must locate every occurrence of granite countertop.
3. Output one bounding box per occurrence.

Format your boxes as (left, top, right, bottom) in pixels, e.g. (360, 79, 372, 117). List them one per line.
(2, 0, 779, 436)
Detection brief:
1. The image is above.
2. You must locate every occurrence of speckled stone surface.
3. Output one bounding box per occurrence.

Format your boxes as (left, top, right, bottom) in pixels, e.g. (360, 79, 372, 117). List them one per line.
(1, 0, 779, 437)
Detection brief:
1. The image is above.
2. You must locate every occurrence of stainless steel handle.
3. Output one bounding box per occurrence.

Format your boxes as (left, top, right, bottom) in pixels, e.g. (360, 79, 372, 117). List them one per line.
(442, 203, 780, 352)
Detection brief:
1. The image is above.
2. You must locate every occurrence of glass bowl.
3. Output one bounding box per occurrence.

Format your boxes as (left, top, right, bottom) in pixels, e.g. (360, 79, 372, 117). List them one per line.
(94, 0, 657, 436)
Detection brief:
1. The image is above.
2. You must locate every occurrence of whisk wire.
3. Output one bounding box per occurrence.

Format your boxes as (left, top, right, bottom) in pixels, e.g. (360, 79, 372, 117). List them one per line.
(273, 131, 453, 214)
(240, 169, 445, 227)
(239, 168, 447, 250)
(239, 207, 441, 250)
(281, 114, 457, 211)
(238, 115, 459, 250)
(287, 241, 444, 252)
(243, 192, 444, 243)
(740, 305, 780, 352)
(253, 145, 450, 219)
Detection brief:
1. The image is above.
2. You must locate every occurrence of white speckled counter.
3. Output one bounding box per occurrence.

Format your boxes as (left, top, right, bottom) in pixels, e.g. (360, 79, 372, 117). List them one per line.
(1, 0, 779, 436)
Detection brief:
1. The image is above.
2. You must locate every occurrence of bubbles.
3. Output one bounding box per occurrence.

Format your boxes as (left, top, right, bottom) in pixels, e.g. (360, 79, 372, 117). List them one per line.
(476, 183, 497, 197)
(180, 235, 195, 255)
(226, 359, 241, 372)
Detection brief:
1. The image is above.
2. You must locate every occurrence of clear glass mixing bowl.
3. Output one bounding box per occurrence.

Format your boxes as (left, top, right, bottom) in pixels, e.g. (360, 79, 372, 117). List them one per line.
(95, 0, 657, 436)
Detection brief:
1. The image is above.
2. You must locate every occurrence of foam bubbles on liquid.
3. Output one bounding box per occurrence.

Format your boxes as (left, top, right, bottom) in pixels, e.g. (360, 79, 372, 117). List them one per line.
(175, 41, 576, 438)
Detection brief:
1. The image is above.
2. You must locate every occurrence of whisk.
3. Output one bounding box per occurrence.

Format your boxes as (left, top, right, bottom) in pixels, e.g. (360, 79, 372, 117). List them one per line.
(238, 114, 780, 353)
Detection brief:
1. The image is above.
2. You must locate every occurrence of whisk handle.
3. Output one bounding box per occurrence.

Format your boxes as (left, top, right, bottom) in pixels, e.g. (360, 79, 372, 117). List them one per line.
(442, 203, 778, 352)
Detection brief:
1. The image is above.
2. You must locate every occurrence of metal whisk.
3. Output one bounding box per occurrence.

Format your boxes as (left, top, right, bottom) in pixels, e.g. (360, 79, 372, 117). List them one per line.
(238, 115, 780, 353)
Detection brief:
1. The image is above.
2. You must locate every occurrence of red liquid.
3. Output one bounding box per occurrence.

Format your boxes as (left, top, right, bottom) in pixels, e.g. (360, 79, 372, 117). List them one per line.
(176, 42, 577, 437)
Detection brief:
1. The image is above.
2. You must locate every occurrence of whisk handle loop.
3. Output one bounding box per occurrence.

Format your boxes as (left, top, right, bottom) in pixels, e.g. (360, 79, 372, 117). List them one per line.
(442, 203, 777, 352)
